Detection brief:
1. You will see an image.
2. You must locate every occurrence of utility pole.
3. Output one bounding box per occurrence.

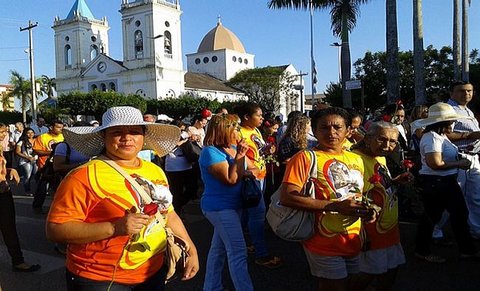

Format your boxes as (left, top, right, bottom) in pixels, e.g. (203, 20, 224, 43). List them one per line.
(20, 20, 38, 121)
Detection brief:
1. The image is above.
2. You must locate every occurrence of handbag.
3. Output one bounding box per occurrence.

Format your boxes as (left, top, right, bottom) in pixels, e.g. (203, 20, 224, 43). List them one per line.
(98, 156, 189, 282)
(242, 176, 262, 208)
(266, 150, 317, 242)
(179, 140, 202, 163)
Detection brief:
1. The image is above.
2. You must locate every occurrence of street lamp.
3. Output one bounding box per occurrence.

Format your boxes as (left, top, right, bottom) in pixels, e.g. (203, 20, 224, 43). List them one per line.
(293, 71, 308, 113)
(330, 42, 341, 83)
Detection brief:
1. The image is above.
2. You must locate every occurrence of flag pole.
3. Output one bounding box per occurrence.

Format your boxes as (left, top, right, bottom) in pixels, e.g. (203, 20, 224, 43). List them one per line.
(310, 0, 316, 108)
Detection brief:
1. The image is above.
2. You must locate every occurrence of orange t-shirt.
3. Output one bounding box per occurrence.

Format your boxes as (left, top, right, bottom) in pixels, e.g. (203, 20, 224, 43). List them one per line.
(354, 151, 400, 250)
(283, 150, 365, 257)
(48, 159, 172, 284)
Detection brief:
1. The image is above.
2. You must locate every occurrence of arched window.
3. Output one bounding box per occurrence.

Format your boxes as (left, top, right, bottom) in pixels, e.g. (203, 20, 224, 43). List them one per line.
(90, 45, 98, 60)
(100, 83, 107, 91)
(164, 31, 172, 54)
(109, 82, 116, 91)
(65, 45, 72, 66)
(91, 84, 97, 91)
(134, 30, 144, 59)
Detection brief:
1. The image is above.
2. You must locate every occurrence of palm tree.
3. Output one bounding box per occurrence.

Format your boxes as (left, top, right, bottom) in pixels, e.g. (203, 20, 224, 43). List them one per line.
(268, 0, 370, 108)
(413, 0, 426, 105)
(461, 0, 471, 81)
(453, 0, 461, 80)
(9, 70, 31, 123)
(386, 0, 400, 103)
(0, 91, 12, 111)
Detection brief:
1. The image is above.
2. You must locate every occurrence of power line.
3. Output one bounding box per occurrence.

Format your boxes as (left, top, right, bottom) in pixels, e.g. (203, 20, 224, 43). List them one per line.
(0, 58, 28, 62)
(0, 46, 27, 50)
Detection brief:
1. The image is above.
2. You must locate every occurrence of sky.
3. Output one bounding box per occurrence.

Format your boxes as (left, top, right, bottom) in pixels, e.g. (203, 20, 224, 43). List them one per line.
(0, 0, 479, 96)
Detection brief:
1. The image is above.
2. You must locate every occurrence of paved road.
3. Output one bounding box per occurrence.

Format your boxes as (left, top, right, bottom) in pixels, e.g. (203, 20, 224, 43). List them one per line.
(1, 184, 479, 291)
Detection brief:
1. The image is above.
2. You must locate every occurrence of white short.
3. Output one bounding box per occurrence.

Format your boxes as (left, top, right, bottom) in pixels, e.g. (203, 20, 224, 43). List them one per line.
(303, 246, 359, 280)
(359, 243, 405, 274)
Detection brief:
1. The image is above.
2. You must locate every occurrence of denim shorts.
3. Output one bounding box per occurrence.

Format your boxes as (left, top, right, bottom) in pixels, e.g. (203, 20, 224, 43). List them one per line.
(303, 246, 360, 279)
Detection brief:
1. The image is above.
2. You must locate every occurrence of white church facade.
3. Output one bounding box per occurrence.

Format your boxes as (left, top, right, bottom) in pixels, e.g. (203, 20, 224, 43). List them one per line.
(53, 0, 302, 117)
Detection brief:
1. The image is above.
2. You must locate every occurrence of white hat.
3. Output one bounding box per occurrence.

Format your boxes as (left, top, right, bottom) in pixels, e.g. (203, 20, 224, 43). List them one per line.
(414, 102, 473, 127)
(63, 106, 180, 158)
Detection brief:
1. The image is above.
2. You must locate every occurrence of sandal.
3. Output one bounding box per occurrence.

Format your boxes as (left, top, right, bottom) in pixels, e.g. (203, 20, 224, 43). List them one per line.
(255, 255, 283, 269)
(12, 263, 41, 272)
(247, 245, 255, 255)
(415, 253, 446, 264)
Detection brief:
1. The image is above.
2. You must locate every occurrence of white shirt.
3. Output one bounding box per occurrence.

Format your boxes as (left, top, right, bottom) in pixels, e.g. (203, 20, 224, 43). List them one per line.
(419, 131, 459, 176)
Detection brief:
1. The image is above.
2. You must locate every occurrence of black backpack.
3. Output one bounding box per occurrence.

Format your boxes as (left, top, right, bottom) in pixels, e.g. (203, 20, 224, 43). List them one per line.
(40, 142, 71, 184)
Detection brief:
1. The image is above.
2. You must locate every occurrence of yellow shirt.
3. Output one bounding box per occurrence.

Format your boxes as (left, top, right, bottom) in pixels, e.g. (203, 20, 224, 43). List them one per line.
(240, 127, 267, 179)
(33, 132, 64, 168)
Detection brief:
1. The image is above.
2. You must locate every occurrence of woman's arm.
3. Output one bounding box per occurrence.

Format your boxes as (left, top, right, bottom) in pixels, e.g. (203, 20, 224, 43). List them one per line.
(279, 183, 371, 218)
(425, 152, 471, 170)
(15, 144, 33, 161)
(166, 210, 199, 280)
(208, 139, 249, 185)
(46, 211, 150, 244)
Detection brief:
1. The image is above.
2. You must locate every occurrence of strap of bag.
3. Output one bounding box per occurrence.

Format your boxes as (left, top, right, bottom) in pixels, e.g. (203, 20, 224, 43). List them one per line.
(307, 150, 317, 179)
(96, 156, 167, 228)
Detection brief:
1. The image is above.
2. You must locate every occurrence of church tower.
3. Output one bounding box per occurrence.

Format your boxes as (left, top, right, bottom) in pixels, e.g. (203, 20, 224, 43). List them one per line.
(53, 0, 109, 93)
(120, 0, 184, 99)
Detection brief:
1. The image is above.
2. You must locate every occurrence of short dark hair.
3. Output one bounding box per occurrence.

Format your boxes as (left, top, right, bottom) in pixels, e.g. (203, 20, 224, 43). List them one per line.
(346, 108, 363, 122)
(235, 102, 261, 122)
(51, 120, 64, 126)
(424, 120, 453, 134)
(311, 107, 351, 132)
(450, 80, 473, 92)
(192, 115, 206, 124)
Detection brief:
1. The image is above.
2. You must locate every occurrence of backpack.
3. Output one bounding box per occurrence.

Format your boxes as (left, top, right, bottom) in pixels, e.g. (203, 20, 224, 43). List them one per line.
(40, 142, 71, 186)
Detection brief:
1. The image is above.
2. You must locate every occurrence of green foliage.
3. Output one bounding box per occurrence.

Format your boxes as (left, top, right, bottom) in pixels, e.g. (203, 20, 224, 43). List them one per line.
(324, 82, 343, 106)
(58, 91, 147, 120)
(351, 45, 471, 110)
(226, 66, 297, 112)
(0, 111, 24, 125)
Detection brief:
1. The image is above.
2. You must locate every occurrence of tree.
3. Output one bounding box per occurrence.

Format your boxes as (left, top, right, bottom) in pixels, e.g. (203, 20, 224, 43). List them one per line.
(461, 0, 471, 81)
(386, 0, 400, 103)
(0, 91, 12, 111)
(268, 0, 370, 108)
(9, 70, 31, 123)
(413, 0, 426, 105)
(226, 66, 297, 112)
(453, 0, 461, 79)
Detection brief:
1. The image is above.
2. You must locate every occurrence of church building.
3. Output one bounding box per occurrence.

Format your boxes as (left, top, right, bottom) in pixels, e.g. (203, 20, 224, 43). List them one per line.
(53, 0, 302, 116)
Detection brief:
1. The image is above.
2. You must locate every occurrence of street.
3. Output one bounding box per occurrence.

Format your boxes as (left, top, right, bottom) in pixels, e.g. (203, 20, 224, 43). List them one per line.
(1, 183, 479, 291)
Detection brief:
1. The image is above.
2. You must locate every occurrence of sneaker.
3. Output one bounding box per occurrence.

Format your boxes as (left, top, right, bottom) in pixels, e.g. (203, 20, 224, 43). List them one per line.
(12, 263, 41, 272)
(460, 251, 480, 261)
(415, 253, 446, 263)
(432, 237, 454, 247)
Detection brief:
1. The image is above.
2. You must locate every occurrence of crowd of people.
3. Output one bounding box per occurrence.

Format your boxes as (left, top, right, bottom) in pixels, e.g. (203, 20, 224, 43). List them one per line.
(1, 80, 480, 290)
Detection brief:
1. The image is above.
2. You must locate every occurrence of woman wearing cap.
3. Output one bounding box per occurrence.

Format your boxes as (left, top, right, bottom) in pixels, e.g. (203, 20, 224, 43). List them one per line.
(414, 102, 479, 263)
(46, 106, 199, 290)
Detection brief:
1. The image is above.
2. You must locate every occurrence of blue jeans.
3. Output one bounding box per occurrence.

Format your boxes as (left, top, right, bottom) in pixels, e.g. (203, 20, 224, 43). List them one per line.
(19, 161, 37, 192)
(203, 209, 253, 291)
(66, 266, 166, 291)
(244, 179, 268, 258)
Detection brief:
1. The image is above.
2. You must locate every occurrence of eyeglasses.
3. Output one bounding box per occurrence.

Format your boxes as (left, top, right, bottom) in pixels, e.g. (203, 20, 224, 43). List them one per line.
(375, 137, 399, 146)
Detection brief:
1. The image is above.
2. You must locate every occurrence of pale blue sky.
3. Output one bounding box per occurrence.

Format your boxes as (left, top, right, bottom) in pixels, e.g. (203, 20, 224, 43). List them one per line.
(0, 0, 479, 95)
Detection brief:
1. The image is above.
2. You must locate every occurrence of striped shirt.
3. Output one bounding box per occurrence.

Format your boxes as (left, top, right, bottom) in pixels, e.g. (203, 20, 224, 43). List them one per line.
(447, 99, 480, 150)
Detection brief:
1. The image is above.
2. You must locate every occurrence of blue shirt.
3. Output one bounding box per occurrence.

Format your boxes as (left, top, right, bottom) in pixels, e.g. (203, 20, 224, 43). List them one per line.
(199, 146, 243, 211)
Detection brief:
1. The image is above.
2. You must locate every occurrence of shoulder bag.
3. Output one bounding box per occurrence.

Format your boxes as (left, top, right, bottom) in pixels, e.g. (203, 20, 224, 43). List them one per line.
(98, 156, 189, 282)
(266, 150, 317, 242)
(242, 176, 262, 208)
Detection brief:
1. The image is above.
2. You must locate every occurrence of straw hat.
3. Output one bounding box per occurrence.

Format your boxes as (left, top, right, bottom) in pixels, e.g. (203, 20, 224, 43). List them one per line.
(414, 102, 473, 127)
(63, 106, 180, 158)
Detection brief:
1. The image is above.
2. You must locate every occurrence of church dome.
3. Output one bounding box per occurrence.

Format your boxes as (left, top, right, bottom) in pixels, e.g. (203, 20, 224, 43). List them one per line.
(197, 20, 246, 53)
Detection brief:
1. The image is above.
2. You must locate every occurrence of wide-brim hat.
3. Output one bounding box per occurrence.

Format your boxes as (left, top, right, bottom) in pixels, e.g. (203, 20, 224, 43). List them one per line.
(63, 106, 180, 158)
(414, 102, 473, 128)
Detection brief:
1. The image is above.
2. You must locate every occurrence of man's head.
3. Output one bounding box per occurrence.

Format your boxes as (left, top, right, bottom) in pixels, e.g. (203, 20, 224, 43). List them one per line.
(37, 118, 46, 127)
(450, 81, 474, 106)
(49, 120, 64, 136)
(143, 114, 156, 123)
(193, 115, 208, 129)
(15, 122, 24, 131)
